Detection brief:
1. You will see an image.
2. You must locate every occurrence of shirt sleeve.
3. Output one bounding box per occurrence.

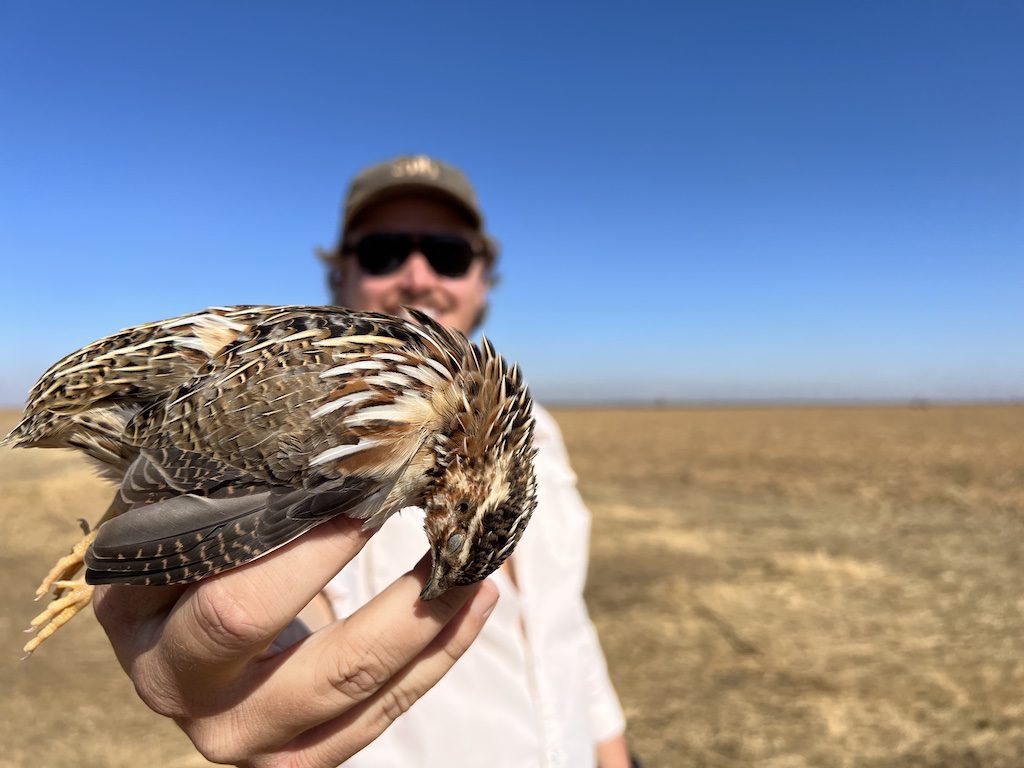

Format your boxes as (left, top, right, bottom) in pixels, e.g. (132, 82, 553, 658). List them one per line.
(531, 406, 627, 743)
(578, 609, 628, 742)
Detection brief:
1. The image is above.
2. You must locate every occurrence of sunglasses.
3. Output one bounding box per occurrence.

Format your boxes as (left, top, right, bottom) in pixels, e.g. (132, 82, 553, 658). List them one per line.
(346, 233, 479, 278)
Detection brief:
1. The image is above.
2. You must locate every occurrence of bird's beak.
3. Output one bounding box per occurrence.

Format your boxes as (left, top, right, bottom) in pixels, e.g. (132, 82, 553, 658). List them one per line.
(419, 558, 449, 600)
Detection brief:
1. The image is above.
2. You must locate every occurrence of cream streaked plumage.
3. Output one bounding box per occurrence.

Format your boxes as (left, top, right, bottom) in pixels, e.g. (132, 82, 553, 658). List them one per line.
(5, 305, 537, 654)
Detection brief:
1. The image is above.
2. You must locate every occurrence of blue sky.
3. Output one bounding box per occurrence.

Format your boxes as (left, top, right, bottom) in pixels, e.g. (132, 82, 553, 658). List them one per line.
(1, 2, 1021, 403)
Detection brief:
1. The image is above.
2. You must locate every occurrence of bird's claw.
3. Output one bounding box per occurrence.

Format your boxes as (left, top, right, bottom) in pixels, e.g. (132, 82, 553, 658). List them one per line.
(23, 579, 95, 656)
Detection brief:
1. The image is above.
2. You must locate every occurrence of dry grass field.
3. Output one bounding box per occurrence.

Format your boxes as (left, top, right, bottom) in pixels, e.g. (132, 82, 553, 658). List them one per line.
(1, 405, 1022, 767)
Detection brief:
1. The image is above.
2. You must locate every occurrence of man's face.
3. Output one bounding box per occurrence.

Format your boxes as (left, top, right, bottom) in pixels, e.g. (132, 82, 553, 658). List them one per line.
(332, 194, 490, 335)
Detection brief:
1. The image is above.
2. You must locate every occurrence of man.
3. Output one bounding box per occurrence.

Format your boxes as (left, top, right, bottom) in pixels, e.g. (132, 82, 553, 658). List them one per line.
(93, 155, 630, 767)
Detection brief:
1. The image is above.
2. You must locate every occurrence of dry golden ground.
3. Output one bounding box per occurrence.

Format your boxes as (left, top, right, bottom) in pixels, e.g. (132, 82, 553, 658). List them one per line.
(1, 405, 1022, 767)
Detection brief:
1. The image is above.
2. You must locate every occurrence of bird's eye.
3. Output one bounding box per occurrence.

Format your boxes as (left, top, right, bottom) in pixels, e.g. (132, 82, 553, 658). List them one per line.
(455, 500, 470, 514)
(446, 532, 465, 552)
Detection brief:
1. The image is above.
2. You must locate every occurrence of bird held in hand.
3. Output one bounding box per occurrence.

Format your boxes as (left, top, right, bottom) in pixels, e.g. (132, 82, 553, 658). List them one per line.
(5, 305, 537, 654)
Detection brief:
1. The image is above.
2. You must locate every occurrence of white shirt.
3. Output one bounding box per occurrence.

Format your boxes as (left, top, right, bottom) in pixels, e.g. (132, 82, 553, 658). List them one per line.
(324, 405, 626, 767)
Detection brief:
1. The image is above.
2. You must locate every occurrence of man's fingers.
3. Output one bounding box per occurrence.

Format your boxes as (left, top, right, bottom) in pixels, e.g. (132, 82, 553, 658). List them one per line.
(103, 515, 498, 768)
(137, 516, 371, 702)
(93, 582, 189, 670)
(277, 580, 499, 768)
(207, 556, 489, 755)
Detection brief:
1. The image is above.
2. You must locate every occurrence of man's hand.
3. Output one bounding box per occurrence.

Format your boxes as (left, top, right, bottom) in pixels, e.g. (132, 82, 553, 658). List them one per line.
(93, 516, 498, 768)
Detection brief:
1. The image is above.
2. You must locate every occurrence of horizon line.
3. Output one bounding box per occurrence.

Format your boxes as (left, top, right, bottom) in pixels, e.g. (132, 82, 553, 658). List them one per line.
(1, 397, 1022, 412)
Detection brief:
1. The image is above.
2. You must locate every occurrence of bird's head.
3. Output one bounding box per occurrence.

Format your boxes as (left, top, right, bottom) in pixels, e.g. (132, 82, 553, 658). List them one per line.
(419, 337, 537, 600)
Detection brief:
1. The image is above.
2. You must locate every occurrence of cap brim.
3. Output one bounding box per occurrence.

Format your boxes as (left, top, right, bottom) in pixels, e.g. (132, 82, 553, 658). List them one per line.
(344, 183, 482, 231)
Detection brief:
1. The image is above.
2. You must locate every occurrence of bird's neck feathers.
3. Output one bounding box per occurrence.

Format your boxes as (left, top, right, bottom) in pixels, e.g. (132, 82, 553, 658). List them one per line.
(429, 336, 535, 473)
(392, 312, 535, 503)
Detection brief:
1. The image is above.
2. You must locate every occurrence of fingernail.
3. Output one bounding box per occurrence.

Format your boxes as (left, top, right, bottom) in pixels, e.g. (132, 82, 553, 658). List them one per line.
(467, 584, 499, 619)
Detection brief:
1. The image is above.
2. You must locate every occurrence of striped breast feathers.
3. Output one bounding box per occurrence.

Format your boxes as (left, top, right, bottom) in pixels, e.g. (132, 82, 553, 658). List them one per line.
(307, 331, 461, 478)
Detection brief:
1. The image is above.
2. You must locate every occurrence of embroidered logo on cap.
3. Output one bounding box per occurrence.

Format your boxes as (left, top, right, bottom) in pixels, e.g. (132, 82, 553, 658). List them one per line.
(391, 155, 440, 180)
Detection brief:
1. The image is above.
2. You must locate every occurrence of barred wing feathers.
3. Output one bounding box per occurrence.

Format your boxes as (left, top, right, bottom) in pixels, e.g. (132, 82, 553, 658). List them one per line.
(86, 463, 397, 585)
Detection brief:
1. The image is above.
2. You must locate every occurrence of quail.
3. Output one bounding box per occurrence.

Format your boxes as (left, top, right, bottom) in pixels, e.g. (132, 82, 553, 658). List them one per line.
(5, 305, 537, 654)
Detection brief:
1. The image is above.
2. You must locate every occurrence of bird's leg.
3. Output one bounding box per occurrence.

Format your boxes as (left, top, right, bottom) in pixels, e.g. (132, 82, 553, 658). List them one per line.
(34, 524, 96, 600)
(25, 497, 123, 656)
(24, 528, 98, 656)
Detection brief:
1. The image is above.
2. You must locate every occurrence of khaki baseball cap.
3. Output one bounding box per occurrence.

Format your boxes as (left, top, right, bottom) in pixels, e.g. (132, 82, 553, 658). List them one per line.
(342, 154, 486, 231)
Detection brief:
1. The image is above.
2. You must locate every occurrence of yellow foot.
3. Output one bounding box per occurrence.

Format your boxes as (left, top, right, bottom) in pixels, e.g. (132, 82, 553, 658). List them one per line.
(24, 579, 95, 656)
(35, 529, 98, 600)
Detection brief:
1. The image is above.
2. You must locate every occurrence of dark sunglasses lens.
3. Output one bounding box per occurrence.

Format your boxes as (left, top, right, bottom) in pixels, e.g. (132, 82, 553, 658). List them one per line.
(355, 234, 410, 276)
(422, 237, 475, 278)
(352, 234, 476, 278)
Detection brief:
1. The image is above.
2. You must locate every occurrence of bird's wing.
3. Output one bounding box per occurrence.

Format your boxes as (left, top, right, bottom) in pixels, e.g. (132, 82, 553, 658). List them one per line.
(85, 448, 400, 585)
(116, 446, 249, 506)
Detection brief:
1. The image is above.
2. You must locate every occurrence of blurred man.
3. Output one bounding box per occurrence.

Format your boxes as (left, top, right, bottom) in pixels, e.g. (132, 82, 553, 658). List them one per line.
(319, 155, 630, 767)
(93, 155, 630, 767)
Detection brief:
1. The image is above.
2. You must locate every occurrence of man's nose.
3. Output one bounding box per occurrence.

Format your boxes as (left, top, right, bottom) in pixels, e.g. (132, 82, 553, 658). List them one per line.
(399, 251, 439, 292)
